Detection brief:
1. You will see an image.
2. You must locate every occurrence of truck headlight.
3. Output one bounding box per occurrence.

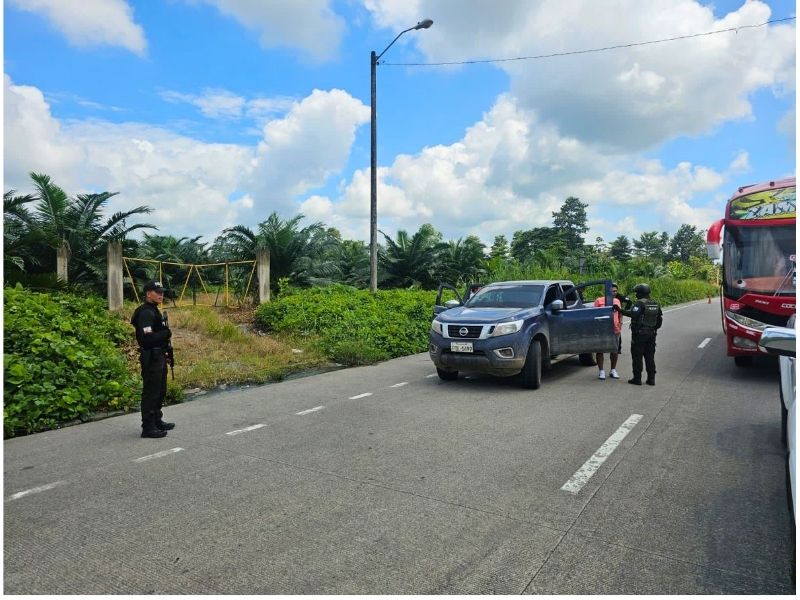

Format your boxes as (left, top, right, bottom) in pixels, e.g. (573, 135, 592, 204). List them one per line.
(431, 319, 444, 335)
(489, 319, 523, 337)
(726, 311, 767, 331)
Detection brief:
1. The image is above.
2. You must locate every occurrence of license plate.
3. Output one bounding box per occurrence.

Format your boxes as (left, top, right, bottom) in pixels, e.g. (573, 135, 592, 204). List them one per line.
(451, 342, 473, 353)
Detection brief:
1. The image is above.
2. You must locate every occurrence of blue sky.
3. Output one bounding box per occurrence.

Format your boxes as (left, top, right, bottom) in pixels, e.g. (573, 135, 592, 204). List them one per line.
(3, 0, 796, 249)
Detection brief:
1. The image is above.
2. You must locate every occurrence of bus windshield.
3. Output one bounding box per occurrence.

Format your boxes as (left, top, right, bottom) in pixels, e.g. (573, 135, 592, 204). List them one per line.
(723, 224, 795, 296)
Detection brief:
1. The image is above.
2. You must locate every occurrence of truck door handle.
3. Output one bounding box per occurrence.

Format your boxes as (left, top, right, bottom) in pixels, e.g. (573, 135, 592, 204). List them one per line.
(594, 316, 610, 320)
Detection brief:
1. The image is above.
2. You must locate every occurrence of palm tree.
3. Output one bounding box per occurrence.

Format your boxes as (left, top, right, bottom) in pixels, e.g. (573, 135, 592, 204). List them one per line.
(218, 212, 329, 289)
(379, 223, 445, 289)
(5, 173, 155, 288)
(3, 189, 39, 272)
(324, 239, 370, 287)
(437, 236, 487, 284)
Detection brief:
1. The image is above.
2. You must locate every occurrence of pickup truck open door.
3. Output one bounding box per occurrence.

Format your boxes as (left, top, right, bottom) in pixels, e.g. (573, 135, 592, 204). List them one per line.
(548, 279, 617, 355)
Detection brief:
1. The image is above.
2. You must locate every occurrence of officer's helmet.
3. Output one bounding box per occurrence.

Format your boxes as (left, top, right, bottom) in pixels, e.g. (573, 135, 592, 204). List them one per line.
(634, 283, 651, 299)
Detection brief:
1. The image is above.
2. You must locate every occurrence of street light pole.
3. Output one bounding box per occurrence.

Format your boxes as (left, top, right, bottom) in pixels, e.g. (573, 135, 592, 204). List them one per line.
(369, 19, 433, 293)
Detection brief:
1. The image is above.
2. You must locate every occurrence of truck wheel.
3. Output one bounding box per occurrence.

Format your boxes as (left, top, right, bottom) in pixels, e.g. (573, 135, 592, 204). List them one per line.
(579, 353, 596, 366)
(521, 339, 542, 389)
(437, 368, 458, 381)
(734, 356, 752, 367)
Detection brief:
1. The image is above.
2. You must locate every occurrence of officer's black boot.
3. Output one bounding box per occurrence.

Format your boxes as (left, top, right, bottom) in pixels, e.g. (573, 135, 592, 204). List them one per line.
(645, 376, 655, 386)
(156, 420, 175, 430)
(628, 377, 642, 385)
(141, 423, 167, 438)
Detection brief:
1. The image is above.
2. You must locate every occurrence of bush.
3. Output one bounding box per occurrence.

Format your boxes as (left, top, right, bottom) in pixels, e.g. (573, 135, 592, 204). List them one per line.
(255, 285, 437, 362)
(3, 286, 139, 437)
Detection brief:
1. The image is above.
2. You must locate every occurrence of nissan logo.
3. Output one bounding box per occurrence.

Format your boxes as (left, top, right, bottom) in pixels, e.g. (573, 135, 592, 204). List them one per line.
(459, 327, 469, 337)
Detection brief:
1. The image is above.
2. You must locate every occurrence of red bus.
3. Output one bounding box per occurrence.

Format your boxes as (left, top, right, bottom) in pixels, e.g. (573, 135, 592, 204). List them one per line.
(706, 177, 795, 366)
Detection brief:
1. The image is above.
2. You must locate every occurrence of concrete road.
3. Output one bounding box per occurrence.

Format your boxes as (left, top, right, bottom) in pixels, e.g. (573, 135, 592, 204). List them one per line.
(3, 300, 795, 594)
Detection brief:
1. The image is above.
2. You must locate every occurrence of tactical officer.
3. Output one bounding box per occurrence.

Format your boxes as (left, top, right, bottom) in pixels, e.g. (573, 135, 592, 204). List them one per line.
(615, 283, 663, 386)
(131, 280, 175, 438)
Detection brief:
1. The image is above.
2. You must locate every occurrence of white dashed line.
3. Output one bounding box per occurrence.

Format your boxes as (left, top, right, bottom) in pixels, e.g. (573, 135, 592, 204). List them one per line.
(296, 406, 325, 415)
(390, 382, 408, 388)
(133, 448, 184, 463)
(5, 480, 67, 502)
(698, 337, 711, 349)
(426, 373, 438, 378)
(226, 423, 267, 436)
(349, 393, 373, 400)
(561, 414, 643, 495)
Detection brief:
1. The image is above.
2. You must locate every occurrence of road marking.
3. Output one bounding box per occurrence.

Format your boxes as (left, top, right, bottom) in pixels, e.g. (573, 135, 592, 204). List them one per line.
(698, 337, 711, 349)
(349, 393, 373, 400)
(226, 423, 267, 436)
(561, 414, 643, 495)
(663, 301, 707, 313)
(296, 406, 325, 415)
(426, 373, 438, 378)
(133, 448, 184, 463)
(5, 480, 67, 502)
(390, 382, 408, 388)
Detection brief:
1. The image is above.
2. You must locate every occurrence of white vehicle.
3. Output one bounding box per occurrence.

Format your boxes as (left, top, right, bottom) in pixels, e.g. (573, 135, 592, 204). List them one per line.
(759, 316, 796, 528)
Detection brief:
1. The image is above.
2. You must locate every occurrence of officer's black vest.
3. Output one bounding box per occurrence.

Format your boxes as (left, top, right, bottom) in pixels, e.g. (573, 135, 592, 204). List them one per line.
(635, 299, 661, 335)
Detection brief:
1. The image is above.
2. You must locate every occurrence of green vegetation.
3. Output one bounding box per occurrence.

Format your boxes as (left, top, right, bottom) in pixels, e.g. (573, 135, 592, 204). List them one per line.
(3, 286, 140, 438)
(256, 284, 438, 365)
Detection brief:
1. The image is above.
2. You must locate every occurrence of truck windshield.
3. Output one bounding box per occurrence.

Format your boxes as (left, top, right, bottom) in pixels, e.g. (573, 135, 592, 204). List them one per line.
(466, 284, 544, 308)
(723, 224, 795, 296)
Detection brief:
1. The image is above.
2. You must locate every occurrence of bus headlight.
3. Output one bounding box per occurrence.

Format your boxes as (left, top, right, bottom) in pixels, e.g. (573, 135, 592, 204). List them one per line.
(725, 311, 767, 331)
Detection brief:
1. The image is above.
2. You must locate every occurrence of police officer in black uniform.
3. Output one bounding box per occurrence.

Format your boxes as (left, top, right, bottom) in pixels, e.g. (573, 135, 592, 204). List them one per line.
(615, 283, 663, 386)
(131, 280, 175, 438)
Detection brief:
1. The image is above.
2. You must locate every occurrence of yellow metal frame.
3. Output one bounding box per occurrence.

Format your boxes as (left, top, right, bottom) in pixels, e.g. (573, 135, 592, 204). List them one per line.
(122, 257, 256, 308)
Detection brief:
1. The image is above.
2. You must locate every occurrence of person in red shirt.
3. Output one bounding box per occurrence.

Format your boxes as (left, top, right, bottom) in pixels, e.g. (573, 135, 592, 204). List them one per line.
(593, 283, 623, 380)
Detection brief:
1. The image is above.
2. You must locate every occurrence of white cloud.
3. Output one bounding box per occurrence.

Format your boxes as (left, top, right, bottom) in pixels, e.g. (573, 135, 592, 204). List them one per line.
(4, 75, 84, 190)
(4, 76, 368, 243)
(194, 0, 345, 63)
(160, 88, 297, 122)
(366, 0, 796, 151)
(247, 89, 370, 212)
(9, 0, 146, 55)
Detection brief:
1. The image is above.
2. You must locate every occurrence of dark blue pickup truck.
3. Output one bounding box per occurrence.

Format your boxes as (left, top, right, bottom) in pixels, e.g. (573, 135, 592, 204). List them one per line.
(429, 279, 618, 389)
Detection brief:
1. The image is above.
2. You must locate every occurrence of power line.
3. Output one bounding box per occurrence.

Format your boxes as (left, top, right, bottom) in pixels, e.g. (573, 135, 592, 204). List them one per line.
(380, 16, 795, 67)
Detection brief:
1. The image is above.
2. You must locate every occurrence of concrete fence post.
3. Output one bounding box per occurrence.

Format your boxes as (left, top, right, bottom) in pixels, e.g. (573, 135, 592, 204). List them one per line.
(107, 240, 124, 311)
(56, 240, 70, 283)
(257, 247, 270, 304)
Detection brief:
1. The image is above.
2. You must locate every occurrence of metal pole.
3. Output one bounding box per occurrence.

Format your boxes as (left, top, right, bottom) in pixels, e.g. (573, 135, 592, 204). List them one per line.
(370, 50, 378, 293)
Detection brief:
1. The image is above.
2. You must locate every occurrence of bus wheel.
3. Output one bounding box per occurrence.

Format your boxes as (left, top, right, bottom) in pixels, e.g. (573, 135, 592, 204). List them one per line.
(734, 356, 753, 367)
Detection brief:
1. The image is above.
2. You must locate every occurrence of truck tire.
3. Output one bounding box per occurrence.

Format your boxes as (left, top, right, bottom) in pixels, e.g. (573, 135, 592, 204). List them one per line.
(437, 368, 458, 381)
(521, 339, 542, 389)
(579, 353, 596, 366)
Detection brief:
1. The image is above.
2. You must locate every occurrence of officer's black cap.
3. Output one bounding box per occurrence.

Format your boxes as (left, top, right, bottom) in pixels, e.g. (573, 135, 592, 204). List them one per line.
(143, 280, 165, 293)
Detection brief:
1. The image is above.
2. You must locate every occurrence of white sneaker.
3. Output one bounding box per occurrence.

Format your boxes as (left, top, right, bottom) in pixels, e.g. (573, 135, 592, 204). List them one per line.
(598, 370, 606, 380)
(609, 369, 619, 379)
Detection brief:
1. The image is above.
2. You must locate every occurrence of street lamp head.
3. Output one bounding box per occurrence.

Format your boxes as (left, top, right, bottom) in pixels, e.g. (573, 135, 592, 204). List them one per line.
(414, 19, 434, 30)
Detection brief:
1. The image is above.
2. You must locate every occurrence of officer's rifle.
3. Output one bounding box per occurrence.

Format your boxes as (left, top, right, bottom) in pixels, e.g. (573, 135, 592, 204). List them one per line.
(162, 309, 175, 380)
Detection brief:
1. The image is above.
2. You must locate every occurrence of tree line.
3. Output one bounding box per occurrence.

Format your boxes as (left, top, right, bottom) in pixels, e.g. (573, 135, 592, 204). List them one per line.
(4, 173, 715, 295)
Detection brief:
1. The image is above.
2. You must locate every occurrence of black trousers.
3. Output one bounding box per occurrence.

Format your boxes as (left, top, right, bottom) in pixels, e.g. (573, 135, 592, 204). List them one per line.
(630, 334, 656, 382)
(140, 349, 167, 427)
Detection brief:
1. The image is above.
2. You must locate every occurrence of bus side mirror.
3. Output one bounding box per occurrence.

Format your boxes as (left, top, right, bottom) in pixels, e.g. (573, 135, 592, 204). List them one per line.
(707, 243, 720, 260)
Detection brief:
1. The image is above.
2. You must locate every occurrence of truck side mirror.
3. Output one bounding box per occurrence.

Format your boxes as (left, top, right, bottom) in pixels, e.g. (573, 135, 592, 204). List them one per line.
(444, 299, 461, 309)
(550, 299, 565, 312)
